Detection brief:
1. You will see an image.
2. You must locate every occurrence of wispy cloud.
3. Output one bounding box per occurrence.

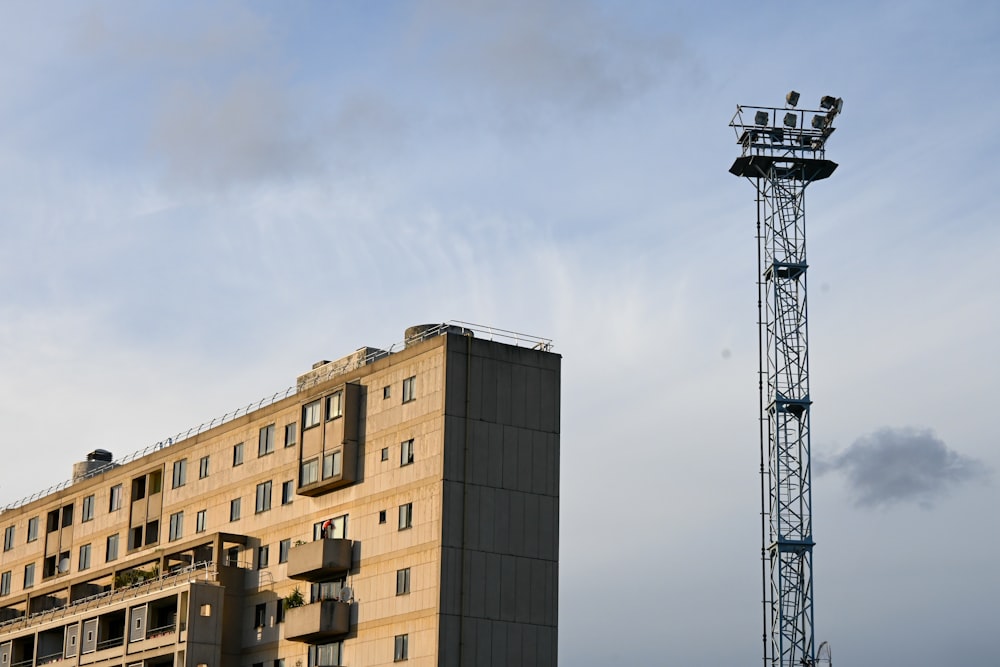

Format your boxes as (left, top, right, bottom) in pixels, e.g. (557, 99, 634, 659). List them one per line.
(817, 427, 990, 509)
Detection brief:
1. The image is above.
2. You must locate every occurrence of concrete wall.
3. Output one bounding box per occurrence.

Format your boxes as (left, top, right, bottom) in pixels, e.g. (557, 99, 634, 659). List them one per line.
(438, 335, 560, 667)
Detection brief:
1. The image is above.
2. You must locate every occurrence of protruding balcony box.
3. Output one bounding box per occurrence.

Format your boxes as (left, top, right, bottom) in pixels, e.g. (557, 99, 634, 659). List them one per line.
(287, 539, 352, 581)
(284, 601, 351, 642)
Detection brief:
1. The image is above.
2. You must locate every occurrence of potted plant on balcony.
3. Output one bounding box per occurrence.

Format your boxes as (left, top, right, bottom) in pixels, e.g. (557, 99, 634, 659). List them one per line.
(284, 587, 305, 610)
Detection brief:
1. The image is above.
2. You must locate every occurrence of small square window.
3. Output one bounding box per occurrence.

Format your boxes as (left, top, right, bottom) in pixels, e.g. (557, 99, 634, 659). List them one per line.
(383, 385, 391, 399)
(379, 510, 386, 524)
(199, 604, 212, 617)
(381, 447, 389, 462)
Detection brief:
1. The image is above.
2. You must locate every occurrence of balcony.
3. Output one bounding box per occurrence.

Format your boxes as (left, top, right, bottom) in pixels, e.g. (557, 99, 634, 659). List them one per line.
(284, 601, 351, 642)
(286, 539, 352, 581)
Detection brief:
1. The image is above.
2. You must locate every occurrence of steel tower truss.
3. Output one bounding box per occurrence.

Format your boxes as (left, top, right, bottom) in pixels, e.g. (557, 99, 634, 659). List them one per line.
(729, 94, 842, 667)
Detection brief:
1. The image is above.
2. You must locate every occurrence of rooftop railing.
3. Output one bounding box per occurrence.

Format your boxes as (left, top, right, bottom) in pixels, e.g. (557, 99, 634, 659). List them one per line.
(1, 321, 552, 513)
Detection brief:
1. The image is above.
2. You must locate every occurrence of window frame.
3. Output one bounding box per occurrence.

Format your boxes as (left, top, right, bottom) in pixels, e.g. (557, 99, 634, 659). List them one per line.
(230, 498, 242, 522)
(284, 422, 297, 448)
(172, 459, 187, 489)
(255, 481, 273, 514)
(233, 442, 245, 467)
(3, 526, 13, 552)
(106, 534, 119, 562)
(109, 485, 123, 512)
(400, 439, 414, 466)
(81, 495, 95, 522)
(326, 391, 343, 420)
(259, 424, 276, 457)
(402, 376, 416, 403)
(396, 567, 411, 595)
(303, 400, 321, 429)
(168, 511, 184, 542)
(27, 516, 39, 542)
(398, 503, 413, 531)
(23, 563, 35, 589)
(79, 543, 92, 571)
(199, 455, 210, 479)
(279, 539, 291, 564)
(196, 509, 207, 534)
(394, 633, 409, 661)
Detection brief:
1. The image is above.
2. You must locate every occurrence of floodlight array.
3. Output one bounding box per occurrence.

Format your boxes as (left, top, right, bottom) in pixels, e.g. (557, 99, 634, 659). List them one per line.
(730, 91, 843, 159)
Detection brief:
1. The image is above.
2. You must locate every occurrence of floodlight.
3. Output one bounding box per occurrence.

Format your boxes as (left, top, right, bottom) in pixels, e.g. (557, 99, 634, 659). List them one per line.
(786, 90, 800, 107)
(755, 111, 769, 126)
(783, 112, 797, 128)
(811, 114, 828, 129)
(819, 95, 840, 110)
(770, 129, 784, 144)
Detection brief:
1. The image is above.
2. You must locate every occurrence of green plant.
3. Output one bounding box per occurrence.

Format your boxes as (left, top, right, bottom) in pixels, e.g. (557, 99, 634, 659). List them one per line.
(284, 587, 305, 610)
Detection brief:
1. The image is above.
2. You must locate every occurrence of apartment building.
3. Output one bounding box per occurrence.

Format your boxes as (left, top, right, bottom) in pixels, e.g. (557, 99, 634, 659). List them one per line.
(0, 323, 560, 667)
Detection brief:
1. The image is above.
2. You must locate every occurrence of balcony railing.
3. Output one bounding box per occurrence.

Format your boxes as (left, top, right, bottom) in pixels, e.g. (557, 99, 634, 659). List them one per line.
(0, 561, 215, 635)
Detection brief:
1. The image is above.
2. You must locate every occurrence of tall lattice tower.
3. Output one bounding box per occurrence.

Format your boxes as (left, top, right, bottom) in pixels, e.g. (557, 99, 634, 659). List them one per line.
(729, 91, 843, 667)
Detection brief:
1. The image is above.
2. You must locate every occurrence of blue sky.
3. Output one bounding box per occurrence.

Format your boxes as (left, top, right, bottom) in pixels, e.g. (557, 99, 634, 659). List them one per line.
(1, 2, 998, 665)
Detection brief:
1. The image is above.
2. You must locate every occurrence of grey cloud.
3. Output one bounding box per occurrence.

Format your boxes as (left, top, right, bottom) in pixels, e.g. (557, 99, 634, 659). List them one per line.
(411, 0, 684, 115)
(149, 75, 317, 190)
(816, 427, 990, 508)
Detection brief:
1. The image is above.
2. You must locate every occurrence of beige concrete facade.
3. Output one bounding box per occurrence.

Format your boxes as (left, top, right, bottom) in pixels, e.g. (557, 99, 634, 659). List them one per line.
(0, 328, 559, 667)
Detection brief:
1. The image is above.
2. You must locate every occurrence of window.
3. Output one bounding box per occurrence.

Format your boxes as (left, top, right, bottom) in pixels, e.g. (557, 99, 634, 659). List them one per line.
(303, 400, 321, 428)
(0, 571, 10, 596)
(394, 634, 409, 661)
(285, 422, 297, 448)
(309, 642, 343, 667)
(149, 470, 162, 494)
(326, 391, 343, 420)
(106, 534, 119, 562)
(281, 480, 294, 505)
(199, 455, 210, 479)
(172, 459, 187, 488)
(200, 604, 212, 617)
(62, 503, 74, 527)
(381, 447, 389, 462)
(256, 481, 273, 514)
(27, 516, 39, 542)
(383, 385, 391, 400)
(310, 579, 345, 603)
(301, 459, 319, 486)
(398, 503, 413, 530)
(276, 658, 285, 667)
(313, 515, 347, 540)
(322, 451, 342, 480)
(23, 563, 35, 589)
(258, 545, 270, 569)
(169, 512, 184, 541)
(79, 544, 92, 571)
(402, 376, 416, 403)
(259, 424, 275, 457)
(3, 526, 13, 551)
(276, 603, 285, 624)
(379, 510, 386, 524)
(109, 485, 123, 512)
(401, 439, 414, 466)
(82, 494, 95, 522)
(230, 498, 242, 522)
(254, 603, 267, 628)
(226, 546, 240, 566)
(233, 442, 244, 467)
(396, 568, 411, 595)
(279, 539, 291, 564)
(196, 509, 207, 534)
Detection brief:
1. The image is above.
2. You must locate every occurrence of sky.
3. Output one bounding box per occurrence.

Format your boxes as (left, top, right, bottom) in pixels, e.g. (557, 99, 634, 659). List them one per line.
(1, 1, 998, 665)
